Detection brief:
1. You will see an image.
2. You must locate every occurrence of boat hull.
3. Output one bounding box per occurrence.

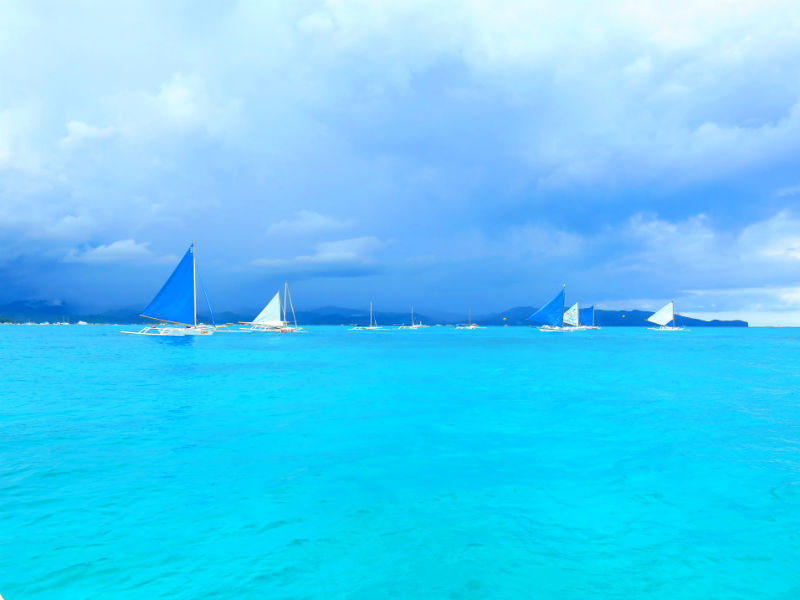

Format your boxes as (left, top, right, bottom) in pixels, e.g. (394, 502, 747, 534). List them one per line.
(122, 325, 214, 336)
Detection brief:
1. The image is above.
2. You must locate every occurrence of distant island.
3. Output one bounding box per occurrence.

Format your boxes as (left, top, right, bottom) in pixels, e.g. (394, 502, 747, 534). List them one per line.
(0, 300, 748, 327)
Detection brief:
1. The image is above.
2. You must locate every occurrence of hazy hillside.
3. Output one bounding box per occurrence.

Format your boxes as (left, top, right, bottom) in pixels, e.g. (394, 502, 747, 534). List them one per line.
(0, 301, 748, 327)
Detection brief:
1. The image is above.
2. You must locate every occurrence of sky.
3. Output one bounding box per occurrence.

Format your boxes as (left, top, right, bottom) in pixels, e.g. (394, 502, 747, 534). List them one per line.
(2, 1, 800, 324)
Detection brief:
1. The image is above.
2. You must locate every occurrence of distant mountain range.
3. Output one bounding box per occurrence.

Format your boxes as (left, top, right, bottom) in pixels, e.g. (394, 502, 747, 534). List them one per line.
(0, 300, 748, 327)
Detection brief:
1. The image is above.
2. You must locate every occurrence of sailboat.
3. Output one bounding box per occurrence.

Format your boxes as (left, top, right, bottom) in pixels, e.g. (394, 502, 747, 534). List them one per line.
(398, 305, 428, 329)
(528, 286, 573, 331)
(123, 243, 215, 336)
(647, 301, 686, 331)
(279, 281, 302, 332)
(350, 301, 383, 330)
(241, 281, 303, 332)
(562, 302, 599, 330)
(455, 308, 484, 329)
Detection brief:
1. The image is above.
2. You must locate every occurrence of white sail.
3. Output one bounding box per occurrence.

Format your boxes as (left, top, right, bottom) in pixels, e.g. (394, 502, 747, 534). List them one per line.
(252, 292, 283, 326)
(563, 302, 579, 326)
(647, 302, 674, 326)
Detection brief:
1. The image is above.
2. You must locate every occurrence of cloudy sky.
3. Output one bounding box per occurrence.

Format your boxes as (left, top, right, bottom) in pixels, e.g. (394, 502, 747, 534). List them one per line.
(2, 0, 800, 324)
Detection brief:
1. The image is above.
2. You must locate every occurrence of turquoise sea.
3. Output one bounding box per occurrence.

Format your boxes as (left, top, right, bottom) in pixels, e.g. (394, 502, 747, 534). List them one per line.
(2, 325, 800, 599)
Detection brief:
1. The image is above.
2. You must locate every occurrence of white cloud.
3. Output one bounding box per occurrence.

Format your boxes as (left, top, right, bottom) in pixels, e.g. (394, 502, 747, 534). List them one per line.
(738, 210, 800, 262)
(505, 224, 585, 259)
(61, 120, 115, 147)
(625, 212, 717, 265)
(64, 239, 176, 264)
(0, 105, 39, 172)
(298, 11, 336, 34)
(111, 73, 240, 139)
(266, 210, 354, 236)
(682, 285, 800, 326)
(252, 236, 384, 268)
(153, 74, 207, 128)
(588, 209, 800, 322)
(775, 184, 800, 198)
(41, 215, 96, 240)
(604, 209, 800, 285)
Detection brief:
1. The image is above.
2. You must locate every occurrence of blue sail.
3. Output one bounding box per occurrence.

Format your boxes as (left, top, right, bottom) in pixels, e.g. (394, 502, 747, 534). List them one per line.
(141, 245, 195, 325)
(528, 288, 565, 326)
(579, 306, 594, 326)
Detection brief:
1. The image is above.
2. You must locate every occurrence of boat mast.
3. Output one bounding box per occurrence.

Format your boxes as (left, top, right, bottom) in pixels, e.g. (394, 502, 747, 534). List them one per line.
(561, 284, 566, 328)
(411, 305, 414, 326)
(288, 285, 298, 327)
(283, 281, 288, 324)
(370, 301, 373, 327)
(672, 301, 676, 329)
(192, 242, 197, 326)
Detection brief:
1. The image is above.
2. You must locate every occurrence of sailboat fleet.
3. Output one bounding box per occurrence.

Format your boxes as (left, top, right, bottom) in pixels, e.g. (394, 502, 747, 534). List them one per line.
(527, 285, 678, 331)
(528, 286, 598, 331)
(122, 243, 687, 336)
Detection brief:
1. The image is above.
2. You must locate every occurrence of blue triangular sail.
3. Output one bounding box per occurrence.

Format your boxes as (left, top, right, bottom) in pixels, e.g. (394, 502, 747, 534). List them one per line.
(141, 245, 195, 325)
(528, 288, 565, 326)
(667, 314, 686, 328)
(579, 306, 594, 326)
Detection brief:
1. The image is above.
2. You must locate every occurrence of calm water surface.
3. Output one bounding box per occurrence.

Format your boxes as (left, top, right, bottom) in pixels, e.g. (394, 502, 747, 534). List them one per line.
(1, 325, 799, 599)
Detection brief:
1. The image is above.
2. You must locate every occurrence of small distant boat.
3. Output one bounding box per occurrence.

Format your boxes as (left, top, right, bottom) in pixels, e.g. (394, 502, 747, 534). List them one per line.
(122, 243, 215, 336)
(647, 301, 686, 331)
(398, 305, 428, 329)
(240, 281, 303, 333)
(350, 301, 383, 330)
(456, 308, 484, 329)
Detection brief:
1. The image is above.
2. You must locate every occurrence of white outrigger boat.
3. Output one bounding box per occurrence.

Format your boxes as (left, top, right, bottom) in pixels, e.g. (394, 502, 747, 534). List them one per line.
(239, 281, 303, 333)
(398, 305, 428, 329)
(350, 301, 383, 330)
(122, 243, 215, 336)
(647, 301, 686, 331)
(455, 308, 484, 329)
